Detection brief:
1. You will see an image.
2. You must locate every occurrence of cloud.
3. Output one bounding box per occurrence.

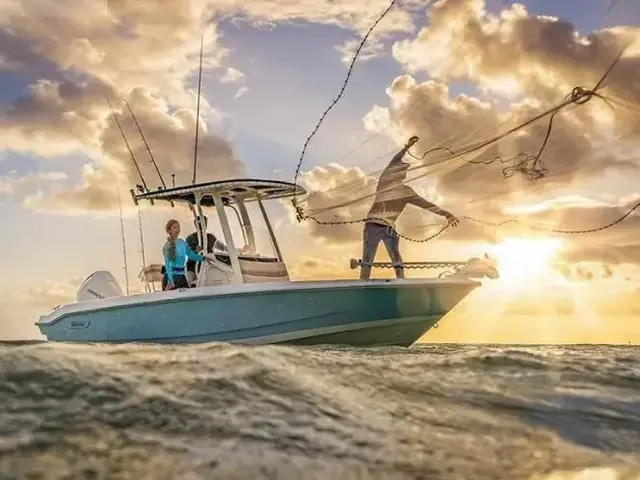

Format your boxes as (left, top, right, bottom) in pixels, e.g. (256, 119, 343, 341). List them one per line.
(0, 0, 417, 104)
(0, 1, 227, 107)
(0, 52, 22, 72)
(297, 163, 377, 244)
(0, 0, 233, 206)
(220, 67, 248, 99)
(0, 77, 118, 157)
(21, 87, 245, 212)
(0, 1, 228, 163)
(0, 24, 242, 211)
(0, 27, 60, 76)
(3, 0, 640, 249)
(355, 0, 640, 203)
(563, 244, 640, 266)
(0, 301, 39, 340)
(24, 278, 83, 311)
(368, 74, 638, 203)
(234, 86, 249, 99)
(0, 278, 82, 340)
(392, 0, 640, 100)
(222, 0, 422, 75)
(0, 171, 68, 197)
(221, 0, 419, 36)
(335, 38, 387, 66)
(0, 0, 423, 213)
(220, 67, 245, 84)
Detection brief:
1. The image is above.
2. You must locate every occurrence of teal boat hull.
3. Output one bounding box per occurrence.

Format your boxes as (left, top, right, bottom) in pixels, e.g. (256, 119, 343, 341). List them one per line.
(36, 279, 479, 347)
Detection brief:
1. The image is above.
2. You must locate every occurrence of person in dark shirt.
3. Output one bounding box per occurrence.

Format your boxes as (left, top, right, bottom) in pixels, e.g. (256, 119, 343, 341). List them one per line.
(360, 135, 459, 280)
(185, 216, 227, 281)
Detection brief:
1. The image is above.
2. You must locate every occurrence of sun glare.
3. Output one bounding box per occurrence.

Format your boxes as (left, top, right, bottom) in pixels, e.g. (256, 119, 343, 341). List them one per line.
(492, 237, 563, 283)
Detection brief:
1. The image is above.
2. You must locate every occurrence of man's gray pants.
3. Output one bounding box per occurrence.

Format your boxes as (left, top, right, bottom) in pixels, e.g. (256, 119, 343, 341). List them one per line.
(360, 222, 404, 280)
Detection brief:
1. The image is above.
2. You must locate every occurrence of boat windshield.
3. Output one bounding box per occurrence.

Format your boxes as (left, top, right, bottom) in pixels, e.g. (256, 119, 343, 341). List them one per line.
(205, 202, 279, 259)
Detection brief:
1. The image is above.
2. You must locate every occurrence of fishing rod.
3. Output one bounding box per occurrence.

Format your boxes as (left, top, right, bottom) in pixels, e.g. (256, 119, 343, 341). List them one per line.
(192, 33, 205, 185)
(117, 190, 131, 295)
(186, 32, 207, 250)
(123, 99, 167, 189)
(115, 94, 174, 206)
(104, 93, 150, 193)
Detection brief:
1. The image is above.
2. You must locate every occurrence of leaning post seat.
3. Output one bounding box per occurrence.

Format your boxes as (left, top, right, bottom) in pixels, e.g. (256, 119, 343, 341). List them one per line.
(212, 253, 289, 284)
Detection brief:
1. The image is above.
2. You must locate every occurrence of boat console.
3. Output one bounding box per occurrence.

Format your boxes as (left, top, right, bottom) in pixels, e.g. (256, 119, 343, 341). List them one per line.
(133, 179, 304, 288)
(199, 252, 289, 286)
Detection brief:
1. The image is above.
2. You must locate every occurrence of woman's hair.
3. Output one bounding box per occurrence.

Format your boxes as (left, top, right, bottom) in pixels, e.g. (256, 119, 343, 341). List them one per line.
(165, 219, 180, 261)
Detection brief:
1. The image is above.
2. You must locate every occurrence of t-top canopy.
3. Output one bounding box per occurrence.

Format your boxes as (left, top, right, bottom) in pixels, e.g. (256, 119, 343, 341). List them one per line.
(132, 178, 307, 207)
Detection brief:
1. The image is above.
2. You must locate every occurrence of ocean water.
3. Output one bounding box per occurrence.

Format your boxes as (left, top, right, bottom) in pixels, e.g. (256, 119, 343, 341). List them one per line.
(0, 342, 639, 480)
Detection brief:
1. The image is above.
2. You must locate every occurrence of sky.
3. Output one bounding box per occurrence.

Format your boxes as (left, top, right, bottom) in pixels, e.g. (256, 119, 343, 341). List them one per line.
(1, 0, 640, 342)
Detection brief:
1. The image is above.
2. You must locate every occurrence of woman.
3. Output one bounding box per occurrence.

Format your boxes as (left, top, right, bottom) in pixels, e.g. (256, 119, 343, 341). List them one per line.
(163, 219, 212, 290)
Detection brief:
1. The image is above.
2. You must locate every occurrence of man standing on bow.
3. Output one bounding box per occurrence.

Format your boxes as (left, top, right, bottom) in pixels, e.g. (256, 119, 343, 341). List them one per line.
(360, 135, 459, 280)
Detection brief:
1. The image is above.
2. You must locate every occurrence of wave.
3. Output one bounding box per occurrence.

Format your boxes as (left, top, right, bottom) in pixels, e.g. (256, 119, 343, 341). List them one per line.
(0, 343, 638, 479)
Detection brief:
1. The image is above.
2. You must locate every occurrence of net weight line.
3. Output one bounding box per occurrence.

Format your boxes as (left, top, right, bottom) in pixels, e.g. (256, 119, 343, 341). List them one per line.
(350, 259, 468, 270)
(349, 258, 473, 279)
(300, 196, 640, 243)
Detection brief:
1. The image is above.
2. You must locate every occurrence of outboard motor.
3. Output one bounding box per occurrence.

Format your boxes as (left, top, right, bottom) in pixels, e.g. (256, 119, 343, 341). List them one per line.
(76, 271, 124, 302)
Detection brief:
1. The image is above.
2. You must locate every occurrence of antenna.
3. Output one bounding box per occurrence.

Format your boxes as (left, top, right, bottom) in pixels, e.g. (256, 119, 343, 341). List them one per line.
(105, 94, 149, 192)
(124, 99, 168, 189)
(191, 33, 205, 185)
(117, 190, 130, 296)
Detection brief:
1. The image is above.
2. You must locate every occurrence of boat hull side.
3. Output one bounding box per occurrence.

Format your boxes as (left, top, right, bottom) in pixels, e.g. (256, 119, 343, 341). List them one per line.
(270, 315, 442, 347)
(37, 282, 477, 347)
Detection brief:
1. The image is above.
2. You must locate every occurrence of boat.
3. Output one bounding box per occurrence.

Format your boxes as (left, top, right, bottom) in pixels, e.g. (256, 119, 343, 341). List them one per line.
(35, 178, 499, 346)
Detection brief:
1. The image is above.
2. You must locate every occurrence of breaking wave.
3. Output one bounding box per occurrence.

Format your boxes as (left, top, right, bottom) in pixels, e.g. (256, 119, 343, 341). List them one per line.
(1, 342, 639, 479)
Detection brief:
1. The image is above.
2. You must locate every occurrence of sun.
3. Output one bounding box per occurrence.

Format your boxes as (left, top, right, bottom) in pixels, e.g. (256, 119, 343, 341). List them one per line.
(492, 237, 564, 283)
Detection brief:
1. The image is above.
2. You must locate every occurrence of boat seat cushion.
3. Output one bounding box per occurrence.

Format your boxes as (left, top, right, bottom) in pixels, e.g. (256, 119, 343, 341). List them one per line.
(214, 254, 288, 280)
